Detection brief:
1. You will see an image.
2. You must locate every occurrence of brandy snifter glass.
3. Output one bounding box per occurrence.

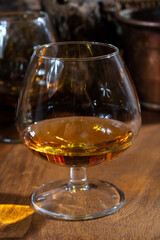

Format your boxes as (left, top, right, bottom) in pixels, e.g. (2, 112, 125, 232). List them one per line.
(17, 42, 141, 220)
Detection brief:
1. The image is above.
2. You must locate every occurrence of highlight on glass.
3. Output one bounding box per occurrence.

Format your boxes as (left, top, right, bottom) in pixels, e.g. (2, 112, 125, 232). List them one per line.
(17, 41, 141, 220)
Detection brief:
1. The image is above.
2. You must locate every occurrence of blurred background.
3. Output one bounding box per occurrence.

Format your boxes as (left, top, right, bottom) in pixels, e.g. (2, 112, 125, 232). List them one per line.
(0, 0, 160, 143)
(0, 0, 160, 109)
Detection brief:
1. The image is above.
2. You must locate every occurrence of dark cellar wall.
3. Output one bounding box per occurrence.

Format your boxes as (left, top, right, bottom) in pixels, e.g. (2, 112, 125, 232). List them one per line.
(0, 0, 41, 11)
(0, 0, 160, 46)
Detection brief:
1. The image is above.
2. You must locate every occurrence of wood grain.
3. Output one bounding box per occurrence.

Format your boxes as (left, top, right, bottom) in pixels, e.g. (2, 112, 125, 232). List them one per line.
(0, 110, 160, 239)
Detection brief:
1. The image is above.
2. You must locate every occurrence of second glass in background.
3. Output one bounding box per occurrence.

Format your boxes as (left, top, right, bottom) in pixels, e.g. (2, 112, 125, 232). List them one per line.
(0, 11, 55, 142)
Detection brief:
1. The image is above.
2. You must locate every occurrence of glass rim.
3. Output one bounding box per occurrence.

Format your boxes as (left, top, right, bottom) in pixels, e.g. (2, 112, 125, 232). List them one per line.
(0, 11, 48, 23)
(34, 41, 119, 61)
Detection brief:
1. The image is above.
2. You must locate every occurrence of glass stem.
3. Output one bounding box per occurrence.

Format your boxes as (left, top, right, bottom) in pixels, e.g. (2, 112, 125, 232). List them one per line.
(69, 167, 88, 191)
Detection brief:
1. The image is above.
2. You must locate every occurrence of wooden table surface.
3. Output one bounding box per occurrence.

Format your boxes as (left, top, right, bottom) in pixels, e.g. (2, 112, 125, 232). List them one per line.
(0, 109, 160, 240)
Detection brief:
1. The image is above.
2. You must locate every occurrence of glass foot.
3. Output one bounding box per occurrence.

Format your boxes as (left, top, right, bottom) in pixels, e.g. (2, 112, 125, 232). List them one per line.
(31, 179, 125, 220)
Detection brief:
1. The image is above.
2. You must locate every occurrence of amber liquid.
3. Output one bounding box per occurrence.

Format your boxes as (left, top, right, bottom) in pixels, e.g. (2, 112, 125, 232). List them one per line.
(23, 116, 134, 167)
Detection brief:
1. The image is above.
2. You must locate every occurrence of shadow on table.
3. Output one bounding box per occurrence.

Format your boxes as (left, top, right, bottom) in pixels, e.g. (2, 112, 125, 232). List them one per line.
(0, 193, 44, 239)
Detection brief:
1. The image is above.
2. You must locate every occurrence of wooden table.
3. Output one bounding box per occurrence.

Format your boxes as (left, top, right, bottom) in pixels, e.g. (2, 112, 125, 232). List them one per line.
(0, 109, 160, 240)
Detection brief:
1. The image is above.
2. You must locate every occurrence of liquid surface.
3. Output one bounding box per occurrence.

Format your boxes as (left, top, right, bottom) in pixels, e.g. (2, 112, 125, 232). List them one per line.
(23, 116, 134, 167)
